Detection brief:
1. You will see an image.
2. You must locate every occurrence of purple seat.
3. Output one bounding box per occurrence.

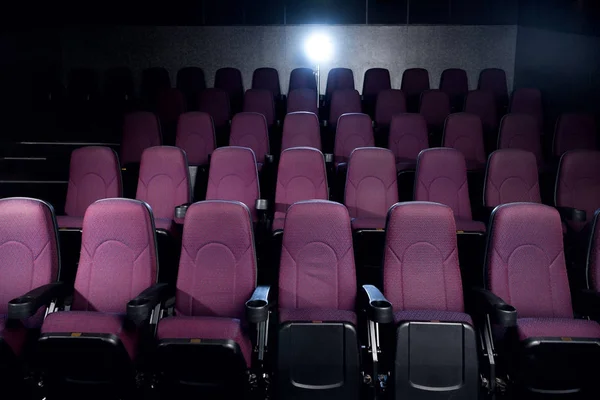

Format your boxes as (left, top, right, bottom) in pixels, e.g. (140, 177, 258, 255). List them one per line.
(273, 148, 328, 231)
(136, 146, 191, 233)
(176, 67, 206, 102)
(440, 68, 469, 110)
(345, 147, 398, 230)
(363, 68, 391, 112)
(464, 90, 498, 133)
(509, 88, 543, 132)
(141, 67, 171, 102)
(289, 68, 317, 93)
(484, 203, 600, 394)
(281, 112, 321, 151)
(252, 67, 281, 98)
(553, 113, 597, 157)
(277, 200, 359, 400)
(419, 90, 450, 134)
(243, 89, 276, 127)
(555, 150, 600, 232)
(374, 89, 407, 127)
(478, 68, 508, 108)
(175, 112, 215, 166)
(334, 113, 374, 164)
(198, 88, 231, 129)
(401, 68, 430, 112)
(484, 149, 540, 209)
(328, 89, 361, 127)
(58, 146, 122, 229)
(120, 112, 162, 166)
(156, 88, 186, 127)
(587, 210, 600, 292)
(214, 67, 244, 113)
(442, 113, 486, 170)
(104, 67, 134, 102)
(68, 68, 98, 102)
(388, 114, 429, 172)
(287, 88, 318, 115)
(325, 68, 355, 100)
(415, 148, 485, 233)
(498, 114, 543, 166)
(206, 147, 260, 222)
(229, 112, 270, 169)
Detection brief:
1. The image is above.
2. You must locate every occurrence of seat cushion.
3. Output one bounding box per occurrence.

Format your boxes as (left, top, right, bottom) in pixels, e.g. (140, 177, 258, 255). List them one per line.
(155, 217, 176, 234)
(396, 158, 416, 172)
(57, 215, 84, 229)
(465, 160, 486, 171)
(518, 318, 600, 341)
(394, 310, 473, 326)
(41, 311, 139, 360)
(0, 315, 27, 356)
(272, 217, 285, 232)
(455, 219, 486, 233)
(351, 217, 386, 230)
(279, 309, 357, 326)
(157, 316, 252, 367)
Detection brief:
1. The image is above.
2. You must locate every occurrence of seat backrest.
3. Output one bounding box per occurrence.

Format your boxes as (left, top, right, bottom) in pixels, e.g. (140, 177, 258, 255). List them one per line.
(214, 67, 244, 102)
(252, 67, 281, 98)
(229, 112, 270, 164)
(553, 113, 597, 157)
(175, 112, 216, 166)
(243, 89, 275, 126)
(136, 146, 191, 221)
(0, 198, 59, 315)
(289, 68, 317, 93)
(198, 88, 231, 129)
(287, 88, 318, 115)
(68, 68, 98, 99)
(104, 67, 134, 100)
(345, 147, 398, 220)
(509, 88, 543, 130)
(328, 89, 362, 126)
(281, 112, 321, 151)
(156, 88, 186, 125)
(141, 67, 171, 100)
(587, 210, 600, 292)
(363, 68, 391, 99)
(65, 146, 122, 217)
(415, 148, 472, 221)
(275, 147, 328, 221)
(325, 68, 355, 98)
(73, 199, 158, 313)
(401, 68, 430, 97)
(442, 113, 486, 167)
(486, 203, 572, 318)
(419, 90, 451, 130)
(206, 146, 260, 221)
(176, 67, 206, 95)
(484, 149, 540, 208)
(120, 112, 162, 165)
(384, 202, 464, 312)
(375, 89, 407, 127)
(439, 68, 469, 98)
(498, 113, 543, 165)
(335, 113, 374, 162)
(464, 90, 498, 131)
(478, 68, 508, 104)
(555, 150, 600, 224)
(176, 200, 256, 319)
(388, 114, 429, 164)
(279, 200, 356, 311)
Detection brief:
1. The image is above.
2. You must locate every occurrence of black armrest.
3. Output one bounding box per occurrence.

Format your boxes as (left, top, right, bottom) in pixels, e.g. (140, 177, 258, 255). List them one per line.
(127, 283, 171, 325)
(361, 285, 394, 324)
(556, 207, 586, 222)
(174, 203, 191, 220)
(255, 199, 269, 212)
(265, 154, 274, 164)
(574, 289, 600, 319)
(246, 285, 270, 323)
(8, 282, 68, 319)
(472, 287, 517, 327)
(324, 153, 334, 164)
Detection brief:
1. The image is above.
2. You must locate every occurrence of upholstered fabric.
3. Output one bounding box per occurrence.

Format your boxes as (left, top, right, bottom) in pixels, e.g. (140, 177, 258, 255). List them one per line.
(478, 68, 508, 104)
(57, 216, 84, 229)
(401, 68, 430, 98)
(334, 113, 375, 163)
(279, 201, 356, 312)
(375, 89, 407, 127)
(498, 114, 543, 166)
(120, 112, 161, 165)
(64, 147, 121, 218)
(287, 89, 318, 115)
(485, 149, 541, 208)
(252, 67, 281, 98)
(509, 88, 543, 131)
(465, 90, 498, 132)
(419, 90, 451, 130)
(198, 88, 231, 128)
(517, 318, 600, 341)
(176, 67, 206, 99)
(394, 310, 472, 326)
(439, 68, 468, 99)
(156, 88, 185, 125)
(455, 219, 487, 233)
(175, 112, 215, 166)
(214, 67, 243, 111)
(281, 112, 321, 151)
(136, 146, 190, 221)
(388, 114, 429, 171)
(229, 113, 270, 165)
(325, 68, 355, 98)
(443, 113, 486, 169)
(363, 68, 391, 99)
(206, 147, 260, 222)
(72, 199, 157, 313)
(487, 203, 572, 318)
(289, 68, 317, 93)
(0, 315, 27, 356)
(553, 113, 597, 157)
(589, 210, 600, 291)
(328, 89, 361, 127)
(351, 217, 387, 230)
(141, 67, 170, 100)
(279, 309, 357, 326)
(243, 89, 275, 127)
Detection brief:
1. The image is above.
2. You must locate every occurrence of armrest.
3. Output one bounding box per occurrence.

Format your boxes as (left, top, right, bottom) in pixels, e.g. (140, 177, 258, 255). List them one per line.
(556, 207, 586, 222)
(324, 153, 334, 164)
(174, 203, 191, 220)
(246, 285, 270, 324)
(127, 283, 171, 325)
(361, 285, 394, 324)
(472, 287, 517, 327)
(255, 199, 269, 212)
(8, 282, 68, 319)
(265, 154, 274, 164)
(574, 289, 600, 318)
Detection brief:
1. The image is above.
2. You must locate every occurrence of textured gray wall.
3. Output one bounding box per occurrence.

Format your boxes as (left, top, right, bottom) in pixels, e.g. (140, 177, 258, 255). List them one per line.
(61, 25, 517, 94)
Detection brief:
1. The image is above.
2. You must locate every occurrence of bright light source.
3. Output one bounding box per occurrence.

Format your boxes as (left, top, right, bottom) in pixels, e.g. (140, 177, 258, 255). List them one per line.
(305, 33, 333, 63)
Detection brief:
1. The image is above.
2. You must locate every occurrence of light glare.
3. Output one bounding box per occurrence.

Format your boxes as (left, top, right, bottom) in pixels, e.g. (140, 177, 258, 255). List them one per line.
(305, 33, 333, 63)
